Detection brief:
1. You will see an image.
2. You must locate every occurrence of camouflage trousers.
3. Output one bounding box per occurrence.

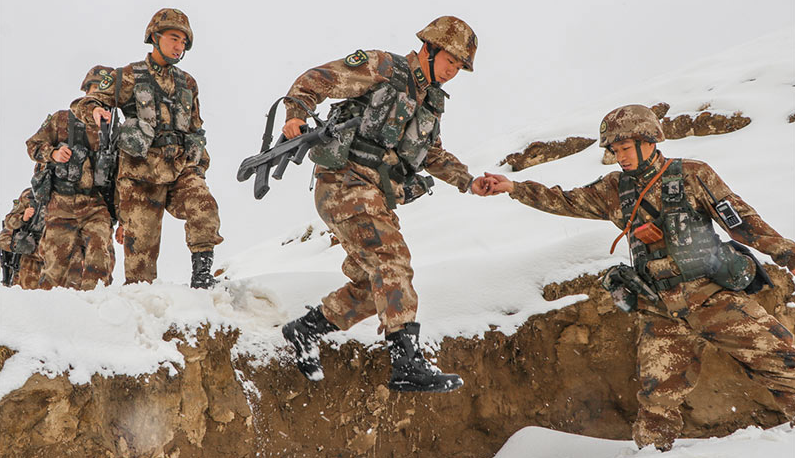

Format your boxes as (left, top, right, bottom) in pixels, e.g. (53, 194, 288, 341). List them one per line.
(117, 170, 222, 284)
(38, 193, 113, 290)
(314, 168, 417, 334)
(15, 255, 43, 290)
(633, 290, 795, 450)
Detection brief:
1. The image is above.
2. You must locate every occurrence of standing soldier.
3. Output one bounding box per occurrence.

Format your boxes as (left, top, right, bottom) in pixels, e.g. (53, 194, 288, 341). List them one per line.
(71, 8, 222, 288)
(26, 66, 117, 290)
(0, 188, 44, 289)
(484, 104, 795, 450)
(281, 16, 491, 393)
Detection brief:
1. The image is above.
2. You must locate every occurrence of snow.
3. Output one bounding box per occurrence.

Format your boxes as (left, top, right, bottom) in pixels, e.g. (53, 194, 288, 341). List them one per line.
(1, 0, 795, 456)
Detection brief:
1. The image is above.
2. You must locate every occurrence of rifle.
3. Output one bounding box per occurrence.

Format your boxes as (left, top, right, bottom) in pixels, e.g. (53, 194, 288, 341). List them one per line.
(95, 111, 120, 222)
(237, 96, 362, 199)
(9, 193, 47, 257)
(601, 263, 659, 312)
(1, 250, 21, 287)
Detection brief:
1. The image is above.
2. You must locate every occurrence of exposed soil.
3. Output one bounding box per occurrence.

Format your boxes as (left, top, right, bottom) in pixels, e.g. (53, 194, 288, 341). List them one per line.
(2, 266, 794, 458)
(661, 111, 752, 140)
(500, 137, 596, 171)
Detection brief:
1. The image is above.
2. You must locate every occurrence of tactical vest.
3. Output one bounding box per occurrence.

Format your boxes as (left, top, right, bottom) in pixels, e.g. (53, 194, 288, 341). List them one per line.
(51, 112, 92, 196)
(619, 159, 724, 291)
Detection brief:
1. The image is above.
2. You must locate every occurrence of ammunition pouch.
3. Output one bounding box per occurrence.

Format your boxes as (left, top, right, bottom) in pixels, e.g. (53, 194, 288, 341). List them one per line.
(10, 230, 38, 256)
(309, 109, 356, 170)
(118, 118, 155, 158)
(402, 174, 434, 204)
(707, 241, 757, 292)
(93, 149, 116, 189)
(52, 144, 90, 195)
(183, 129, 207, 165)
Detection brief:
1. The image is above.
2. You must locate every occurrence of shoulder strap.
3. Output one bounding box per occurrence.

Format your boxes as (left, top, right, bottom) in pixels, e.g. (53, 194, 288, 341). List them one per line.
(387, 53, 416, 101)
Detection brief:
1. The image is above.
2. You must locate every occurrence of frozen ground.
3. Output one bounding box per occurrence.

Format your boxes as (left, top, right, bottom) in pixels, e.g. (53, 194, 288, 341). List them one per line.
(1, 1, 794, 456)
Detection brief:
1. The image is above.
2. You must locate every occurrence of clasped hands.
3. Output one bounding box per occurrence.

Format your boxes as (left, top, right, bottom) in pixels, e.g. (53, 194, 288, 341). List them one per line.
(470, 172, 514, 196)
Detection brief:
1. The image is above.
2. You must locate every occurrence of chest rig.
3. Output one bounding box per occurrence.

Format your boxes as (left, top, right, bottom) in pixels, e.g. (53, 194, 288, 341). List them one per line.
(312, 53, 445, 209)
(51, 112, 92, 196)
(619, 159, 722, 291)
(122, 61, 193, 147)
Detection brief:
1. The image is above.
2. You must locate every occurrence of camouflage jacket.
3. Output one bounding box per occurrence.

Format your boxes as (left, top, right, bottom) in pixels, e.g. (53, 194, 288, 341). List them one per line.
(26, 109, 98, 192)
(509, 153, 795, 310)
(0, 188, 35, 252)
(70, 54, 209, 184)
(286, 49, 474, 194)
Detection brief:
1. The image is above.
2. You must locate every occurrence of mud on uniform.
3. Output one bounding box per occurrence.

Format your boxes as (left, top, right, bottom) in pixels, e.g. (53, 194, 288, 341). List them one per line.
(507, 153, 795, 449)
(26, 111, 114, 290)
(286, 50, 474, 334)
(0, 189, 44, 289)
(71, 54, 222, 284)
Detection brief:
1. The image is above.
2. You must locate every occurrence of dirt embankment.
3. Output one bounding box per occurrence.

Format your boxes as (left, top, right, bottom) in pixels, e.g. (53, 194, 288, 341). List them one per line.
(2, 266, 794, 458)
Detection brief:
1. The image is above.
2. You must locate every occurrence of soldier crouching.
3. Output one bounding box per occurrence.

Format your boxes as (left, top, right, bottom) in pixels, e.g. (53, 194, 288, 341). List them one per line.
(71, 8, 222, 288)
(484, 104, 795, 450)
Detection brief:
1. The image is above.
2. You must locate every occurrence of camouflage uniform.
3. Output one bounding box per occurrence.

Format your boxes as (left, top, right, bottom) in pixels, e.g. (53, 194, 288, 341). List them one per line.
(286, 49, 474, 334)
(0, 189, 43, 289)
(507, 151, 795, 449)
(71, 51, 222, 284)
(26, 111, 114, 290)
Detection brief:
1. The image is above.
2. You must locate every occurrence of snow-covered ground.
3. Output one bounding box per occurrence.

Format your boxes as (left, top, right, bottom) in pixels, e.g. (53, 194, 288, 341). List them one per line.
(1, 1, 794, 456)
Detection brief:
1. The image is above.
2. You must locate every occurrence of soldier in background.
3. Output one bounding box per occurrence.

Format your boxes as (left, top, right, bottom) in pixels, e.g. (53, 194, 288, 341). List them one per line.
(0, 188, 43, 289)
(26, 66, 117, 290)
(280, 16, 492, 393)
(484, 104, 795, 450)
(71, 8, 222, 288)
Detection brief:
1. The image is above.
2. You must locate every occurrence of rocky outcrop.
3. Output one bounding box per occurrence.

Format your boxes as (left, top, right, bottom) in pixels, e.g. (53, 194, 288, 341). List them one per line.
(501, 137, 597, 171)
(2, 266, 794, 457)
(661, 111, 751, 140)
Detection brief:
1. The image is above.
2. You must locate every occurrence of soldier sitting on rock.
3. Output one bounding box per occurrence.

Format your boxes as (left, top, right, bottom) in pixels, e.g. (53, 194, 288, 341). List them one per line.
(482, 104, 795, 450)
(280, 16, 493, 393)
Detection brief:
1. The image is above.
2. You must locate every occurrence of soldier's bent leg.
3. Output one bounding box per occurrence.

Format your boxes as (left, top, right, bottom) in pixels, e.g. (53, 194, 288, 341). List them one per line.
(38, 216, 82, 289)
(117, 178, 168, 284)
(164, 169, 223, 254)
(634, 311, 705, 450)
(79, 205, 114, 290)
(686, 290, 795, 420)
(321, 210, 418, 334)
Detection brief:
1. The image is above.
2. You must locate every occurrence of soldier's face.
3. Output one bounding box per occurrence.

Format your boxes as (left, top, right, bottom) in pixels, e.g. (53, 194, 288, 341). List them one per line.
(434, 49, 464, 84)
(611, 139, 655, 171)
(155, 29, 188, 60)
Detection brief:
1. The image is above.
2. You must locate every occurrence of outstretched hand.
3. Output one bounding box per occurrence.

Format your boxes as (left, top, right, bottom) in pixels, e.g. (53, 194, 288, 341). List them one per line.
(478, 172, 515, 195)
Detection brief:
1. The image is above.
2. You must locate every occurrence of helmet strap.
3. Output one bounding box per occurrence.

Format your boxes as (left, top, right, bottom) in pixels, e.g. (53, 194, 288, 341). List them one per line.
(425, 43, 440, 85)
(153, 33, 185, 65)
(625, 140, 658, 177)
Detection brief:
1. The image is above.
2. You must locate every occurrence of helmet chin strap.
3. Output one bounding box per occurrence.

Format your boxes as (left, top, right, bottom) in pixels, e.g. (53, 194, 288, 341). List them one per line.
(426, 43, 440, 86)
(624, 140, 658, 177)
(153, 33, 185, 65)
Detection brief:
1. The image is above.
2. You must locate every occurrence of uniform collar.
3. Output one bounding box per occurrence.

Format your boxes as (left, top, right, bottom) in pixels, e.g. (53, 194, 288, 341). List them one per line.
(147, 53, 173, 76)
(405, 51, 431, 92)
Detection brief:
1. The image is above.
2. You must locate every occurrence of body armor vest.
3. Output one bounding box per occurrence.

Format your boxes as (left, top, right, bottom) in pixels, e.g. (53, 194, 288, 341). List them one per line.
(126, 61, 192, 136)
(619, 159, 722, 290)
(51, 112, 92, 196)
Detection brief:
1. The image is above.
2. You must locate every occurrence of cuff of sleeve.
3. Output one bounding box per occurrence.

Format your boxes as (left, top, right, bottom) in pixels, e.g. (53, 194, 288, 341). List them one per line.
(285, 106, 308, 121)
(508, 182, 522, 199)
(463, 175, 474, 194)
(40, 145, 55, 162)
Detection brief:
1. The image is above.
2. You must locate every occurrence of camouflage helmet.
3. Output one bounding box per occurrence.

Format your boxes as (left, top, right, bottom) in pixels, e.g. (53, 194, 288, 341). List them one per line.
(80, 65, 114, 92)
(416, 16, 477, 71)
(599, 104, 665, 147)
(144, 8, 193, 50)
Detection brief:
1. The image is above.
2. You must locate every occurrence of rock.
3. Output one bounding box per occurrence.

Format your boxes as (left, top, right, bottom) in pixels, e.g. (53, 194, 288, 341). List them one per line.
(500, 137, 596, 171)
(661, 111, 751, 139)
(650, 102, 671, 119)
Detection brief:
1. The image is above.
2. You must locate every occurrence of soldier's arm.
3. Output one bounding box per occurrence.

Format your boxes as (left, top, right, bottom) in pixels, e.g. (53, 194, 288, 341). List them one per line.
(423, 138, 474, 193)
(25, 113, 63, 163)
(187, 75, 211, 173)
(284, 50, 392, 120)
(693, 163, 795, 270)
(4, 200, 27, 231)
(508, 173, 618, 222)
(70, 67, 134, 126)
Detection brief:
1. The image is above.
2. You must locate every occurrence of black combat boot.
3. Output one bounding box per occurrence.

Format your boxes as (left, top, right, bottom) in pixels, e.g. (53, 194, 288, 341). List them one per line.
(190, 251, 217, 289)
(282, 306, 339, 381)
(385, 322, 463, 393)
